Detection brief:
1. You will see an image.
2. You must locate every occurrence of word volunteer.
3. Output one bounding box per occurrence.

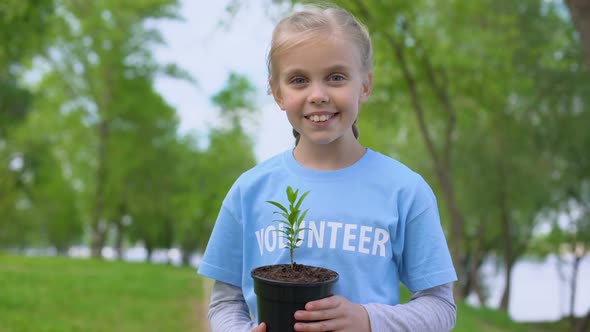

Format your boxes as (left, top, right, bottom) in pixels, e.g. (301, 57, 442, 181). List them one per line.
(255, 220, 390, 257)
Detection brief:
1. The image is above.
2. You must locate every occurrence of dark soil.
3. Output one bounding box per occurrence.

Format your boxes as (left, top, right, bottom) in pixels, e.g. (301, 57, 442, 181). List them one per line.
(252, 263, 338, 283)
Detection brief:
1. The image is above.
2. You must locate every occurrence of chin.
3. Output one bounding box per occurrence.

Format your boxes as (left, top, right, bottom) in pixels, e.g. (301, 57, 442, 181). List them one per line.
(305, 136, 340, 146)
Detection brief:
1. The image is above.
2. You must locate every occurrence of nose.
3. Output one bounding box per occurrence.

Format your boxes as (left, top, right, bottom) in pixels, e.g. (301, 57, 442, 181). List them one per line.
(308, 82, 329, 104)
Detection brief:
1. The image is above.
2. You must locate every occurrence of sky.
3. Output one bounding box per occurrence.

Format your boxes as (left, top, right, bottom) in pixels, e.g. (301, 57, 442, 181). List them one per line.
(153, 0, 294, 162)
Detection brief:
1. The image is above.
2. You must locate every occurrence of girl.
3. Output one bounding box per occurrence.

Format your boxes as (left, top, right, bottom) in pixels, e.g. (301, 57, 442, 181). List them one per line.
(198, 4, 457, 332)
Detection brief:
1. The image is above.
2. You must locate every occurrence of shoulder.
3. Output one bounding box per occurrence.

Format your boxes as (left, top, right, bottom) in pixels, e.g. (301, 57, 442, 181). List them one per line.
(233, 150, 288, 187)
(223, 150, 290, 203)
(366, 149, 427, 186)
(364, 149, 437, 205)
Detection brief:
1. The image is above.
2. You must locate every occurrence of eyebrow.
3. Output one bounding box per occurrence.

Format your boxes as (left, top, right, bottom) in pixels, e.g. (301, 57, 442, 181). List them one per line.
(324, 64, 352, 73)
(282, 64, 352, 78)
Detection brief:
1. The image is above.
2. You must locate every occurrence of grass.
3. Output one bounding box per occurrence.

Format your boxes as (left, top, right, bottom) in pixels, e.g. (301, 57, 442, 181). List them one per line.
(0, 253, 204, 332)
(0, 254, 569, 332)
(455, 305, 568, 332)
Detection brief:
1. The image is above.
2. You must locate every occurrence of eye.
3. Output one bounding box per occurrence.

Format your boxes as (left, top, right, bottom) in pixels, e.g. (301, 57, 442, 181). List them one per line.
(328, 74, 346, 82)
(289, 77, 307, 85)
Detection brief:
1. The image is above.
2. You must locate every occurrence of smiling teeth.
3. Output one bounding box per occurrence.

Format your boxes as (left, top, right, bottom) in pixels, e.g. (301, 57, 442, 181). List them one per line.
(310, 114, 333, 122)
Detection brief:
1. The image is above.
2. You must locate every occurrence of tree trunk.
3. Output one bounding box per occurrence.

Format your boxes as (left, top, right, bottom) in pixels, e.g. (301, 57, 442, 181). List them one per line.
(115, 216, 125, 260)
(565, 0, 590, 69)
(499, 259, 514, 311)
(181, 243, 196, 266)
(90, 119, 109, 258)
(114, 204, 127, 260)
(88, 54, 114, 258)
(569, 254, 582, 331)
(473, 275, 487, 307)
(437, 169, 466, 300)
(145, 241, 154, 263)
(468, 242, 488, 306)
(181, 250, 190, 266)
(497, 157, 515, 312)
(114, 221, 124, 260)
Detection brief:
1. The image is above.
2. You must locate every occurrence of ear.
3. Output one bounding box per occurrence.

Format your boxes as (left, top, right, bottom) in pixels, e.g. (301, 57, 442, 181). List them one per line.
(270, 80, 286, 110)
(360, 72, 373, 104)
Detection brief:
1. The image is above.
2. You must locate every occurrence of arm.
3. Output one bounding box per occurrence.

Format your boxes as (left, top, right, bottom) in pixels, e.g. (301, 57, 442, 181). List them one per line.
(289, 283, 455, 332)
(363, 282, 456, 332)
(207, 280, 258, 332)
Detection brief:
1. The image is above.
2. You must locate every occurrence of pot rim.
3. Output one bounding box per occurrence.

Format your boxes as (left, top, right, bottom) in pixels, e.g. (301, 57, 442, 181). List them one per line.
(251, 264, 339, 287)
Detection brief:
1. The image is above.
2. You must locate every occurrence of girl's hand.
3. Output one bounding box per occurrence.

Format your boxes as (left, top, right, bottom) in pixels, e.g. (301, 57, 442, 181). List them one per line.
(252, 322, 266, 332)
(293, 295, 370, 332)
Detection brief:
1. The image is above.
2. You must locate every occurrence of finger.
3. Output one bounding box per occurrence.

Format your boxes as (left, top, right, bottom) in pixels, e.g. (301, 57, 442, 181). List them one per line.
(305, 295, 340, 311)
(294, 317, 346, 332)
(295, 307, 339, 322)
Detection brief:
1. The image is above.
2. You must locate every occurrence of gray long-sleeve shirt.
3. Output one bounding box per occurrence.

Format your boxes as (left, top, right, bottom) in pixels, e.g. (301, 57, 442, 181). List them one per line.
(206, 280, 456, 332)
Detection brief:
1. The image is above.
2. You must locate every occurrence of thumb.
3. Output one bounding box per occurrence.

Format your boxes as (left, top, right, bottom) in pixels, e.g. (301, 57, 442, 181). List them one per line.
(252, 322, 266, 332)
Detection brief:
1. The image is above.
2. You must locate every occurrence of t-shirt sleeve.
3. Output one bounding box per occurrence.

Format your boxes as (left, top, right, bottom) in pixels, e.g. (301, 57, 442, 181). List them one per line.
(197, 188, 244, 287)
(399, 181, 457, 292)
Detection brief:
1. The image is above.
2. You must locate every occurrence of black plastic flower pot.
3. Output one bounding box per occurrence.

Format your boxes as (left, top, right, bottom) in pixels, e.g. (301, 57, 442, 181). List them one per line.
(251, 265, 339, 332)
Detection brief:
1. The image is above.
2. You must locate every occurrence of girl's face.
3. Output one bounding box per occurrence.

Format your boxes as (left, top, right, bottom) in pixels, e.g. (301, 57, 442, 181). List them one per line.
(271, 34, 372, 148)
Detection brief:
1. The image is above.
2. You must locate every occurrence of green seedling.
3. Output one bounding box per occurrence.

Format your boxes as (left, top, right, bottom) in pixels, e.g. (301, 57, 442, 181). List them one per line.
(266, 186, 310, 270)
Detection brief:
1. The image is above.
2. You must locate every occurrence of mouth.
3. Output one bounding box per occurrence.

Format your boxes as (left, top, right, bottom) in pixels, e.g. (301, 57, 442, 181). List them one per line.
(306, 113, 338, 123)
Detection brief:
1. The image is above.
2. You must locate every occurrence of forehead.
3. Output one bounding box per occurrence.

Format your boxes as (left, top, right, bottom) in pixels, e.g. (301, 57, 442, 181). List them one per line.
(274, 33, 364, 75)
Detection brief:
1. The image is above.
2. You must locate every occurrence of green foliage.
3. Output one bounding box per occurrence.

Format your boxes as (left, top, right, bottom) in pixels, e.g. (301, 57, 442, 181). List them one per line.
(211, 72, 256, 113)
(173, 71, 259, 255)
(0, 0, 55, 68)
(23, 0, 190, 256)
(0, 77, 32, 138)
(267, 185, 310, 269)
(211, 72, 257, 129)
(0, 1, 58, 239)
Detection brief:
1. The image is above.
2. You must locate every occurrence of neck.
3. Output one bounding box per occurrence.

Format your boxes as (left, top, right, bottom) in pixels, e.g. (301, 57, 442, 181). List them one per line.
(293, 136, 366, 171)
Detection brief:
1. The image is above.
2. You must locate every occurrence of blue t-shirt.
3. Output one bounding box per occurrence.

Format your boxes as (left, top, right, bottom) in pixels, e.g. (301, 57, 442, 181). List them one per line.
(198, 148, 457, 320)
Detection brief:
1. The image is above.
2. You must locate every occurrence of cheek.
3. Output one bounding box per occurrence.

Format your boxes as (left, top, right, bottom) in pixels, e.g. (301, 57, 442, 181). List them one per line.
(283, 95, 302, 110)
(340, 94, 362, 108)
(285, 108, 300, 120)
(284, 109, 302, 128)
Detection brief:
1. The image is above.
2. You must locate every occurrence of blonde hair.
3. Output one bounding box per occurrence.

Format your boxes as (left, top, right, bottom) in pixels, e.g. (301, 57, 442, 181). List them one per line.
(267, 4, 372, 145)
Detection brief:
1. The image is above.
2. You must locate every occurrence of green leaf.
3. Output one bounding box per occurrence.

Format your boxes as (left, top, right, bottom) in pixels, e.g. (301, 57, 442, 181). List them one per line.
(273, 211, 290, 221)
(295, 191, 310, 210)
(297, 208, 309, 224)
(266, 185, 312, 261)
(267, 200, 288, 214)
(287, 186, 297, 204)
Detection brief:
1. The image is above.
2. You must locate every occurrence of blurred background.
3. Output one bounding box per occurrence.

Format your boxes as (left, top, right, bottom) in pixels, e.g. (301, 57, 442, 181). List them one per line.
(1, 0, 589, 331)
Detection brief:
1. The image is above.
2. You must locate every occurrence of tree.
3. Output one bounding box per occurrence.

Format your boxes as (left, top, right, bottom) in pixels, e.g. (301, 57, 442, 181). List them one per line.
(0, 1, 58, 247)
(565, 0, 590, 69)
(172, 72, 258, 265)
(563, 3, 590, 329)
(33, 0, 187, 257)
(531, 75, 590, 331)
(102, 77, 181, 259)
